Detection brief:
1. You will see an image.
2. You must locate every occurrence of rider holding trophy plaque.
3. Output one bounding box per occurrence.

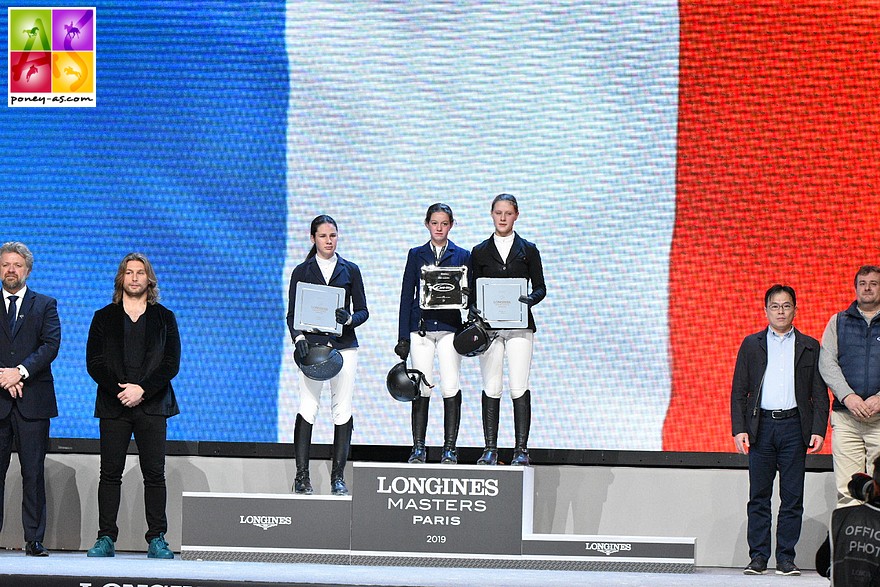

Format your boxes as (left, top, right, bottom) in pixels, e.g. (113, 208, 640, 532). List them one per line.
(468, 194, 545, 466)
(396, 203, 471, 465)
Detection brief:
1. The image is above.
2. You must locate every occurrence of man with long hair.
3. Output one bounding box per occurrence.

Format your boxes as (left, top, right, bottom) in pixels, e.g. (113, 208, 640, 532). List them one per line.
(85, 253, 180, 559)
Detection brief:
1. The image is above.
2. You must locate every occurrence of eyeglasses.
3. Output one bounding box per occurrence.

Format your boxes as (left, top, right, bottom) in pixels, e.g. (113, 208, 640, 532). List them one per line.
(767, 303, 794, 312)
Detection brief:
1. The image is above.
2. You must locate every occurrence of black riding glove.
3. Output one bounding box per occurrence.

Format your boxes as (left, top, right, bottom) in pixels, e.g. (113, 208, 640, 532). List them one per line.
(335, 307, 351, 324)
(394, 339, 410, 361)
(518, 294, 538, 307)
(295, 339, 310, 361)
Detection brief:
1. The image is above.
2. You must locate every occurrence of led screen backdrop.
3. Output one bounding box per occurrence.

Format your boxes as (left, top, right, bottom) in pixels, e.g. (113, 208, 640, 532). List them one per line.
(3, 1, 877, 452)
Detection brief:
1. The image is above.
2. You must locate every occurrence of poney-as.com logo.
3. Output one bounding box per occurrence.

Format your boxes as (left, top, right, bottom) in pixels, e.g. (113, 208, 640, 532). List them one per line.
(8, 7, 96, 107)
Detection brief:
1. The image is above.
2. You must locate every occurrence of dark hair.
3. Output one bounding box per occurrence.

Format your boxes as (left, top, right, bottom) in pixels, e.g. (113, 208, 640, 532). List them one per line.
(424, 203, 454, 224)
(854, 265, 880, 288)
(764, 284, 796, 308)
(491, 193, 518, 212)
(306, 215, 338, 260)
(113, 252, 160, 305)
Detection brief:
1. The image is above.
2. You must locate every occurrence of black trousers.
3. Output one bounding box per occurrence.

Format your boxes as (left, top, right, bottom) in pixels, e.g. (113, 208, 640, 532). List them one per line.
(98, 407, 167, 543)
(0, 404, 50, 542)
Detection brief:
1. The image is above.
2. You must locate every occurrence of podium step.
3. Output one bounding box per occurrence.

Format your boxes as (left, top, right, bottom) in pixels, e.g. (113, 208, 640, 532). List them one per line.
(180, 464, 695, 573)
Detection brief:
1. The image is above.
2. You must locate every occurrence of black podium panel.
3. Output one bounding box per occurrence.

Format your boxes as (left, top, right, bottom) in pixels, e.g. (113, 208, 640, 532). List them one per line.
(179, 464, 695, 572)
(350, 462, 533, 558)
(181, 492, 351, 564)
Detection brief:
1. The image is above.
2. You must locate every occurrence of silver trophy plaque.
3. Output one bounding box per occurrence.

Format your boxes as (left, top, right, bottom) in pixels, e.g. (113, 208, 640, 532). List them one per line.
(293, 282, 346, 335)
(419, 265, 468, 310)
(476, 277, 528, 329)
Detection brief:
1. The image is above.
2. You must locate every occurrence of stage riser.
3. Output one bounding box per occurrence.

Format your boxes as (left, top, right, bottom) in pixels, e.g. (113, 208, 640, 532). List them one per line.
(181, 493, 351, 551)
(351, 463, 532, 556)
(5, 577, 328, 587)
(181, 463, 695, 573)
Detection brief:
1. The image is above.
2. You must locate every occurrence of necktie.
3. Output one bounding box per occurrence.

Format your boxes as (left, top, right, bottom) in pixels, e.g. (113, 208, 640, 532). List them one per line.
(7, 295, 18, 331)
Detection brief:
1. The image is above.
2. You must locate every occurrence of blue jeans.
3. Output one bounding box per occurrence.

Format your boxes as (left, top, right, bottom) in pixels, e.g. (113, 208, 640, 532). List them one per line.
(747, 416, 806, 562)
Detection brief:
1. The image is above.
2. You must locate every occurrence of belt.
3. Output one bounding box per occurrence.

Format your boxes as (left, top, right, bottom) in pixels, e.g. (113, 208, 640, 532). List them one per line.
(760, 408, 798, 420)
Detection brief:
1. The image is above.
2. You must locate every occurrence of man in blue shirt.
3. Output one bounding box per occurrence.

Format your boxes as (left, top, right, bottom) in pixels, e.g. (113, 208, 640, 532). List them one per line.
(731, 284, 829, 576)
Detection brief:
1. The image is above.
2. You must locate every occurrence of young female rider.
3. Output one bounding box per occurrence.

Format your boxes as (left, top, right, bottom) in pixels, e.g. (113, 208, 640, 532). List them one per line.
(469, 194, 545, 466)
(396, 203, 470, 463)
(287, 215, 369, 494)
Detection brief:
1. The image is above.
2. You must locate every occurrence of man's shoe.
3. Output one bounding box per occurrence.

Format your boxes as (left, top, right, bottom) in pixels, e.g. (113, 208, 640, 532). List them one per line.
(776, 560, 801, 576)
(25, 541, 49, 557)
(743, 556, 767, 575)
(147, 533, 174, 559)
(86, 536, 115, 557)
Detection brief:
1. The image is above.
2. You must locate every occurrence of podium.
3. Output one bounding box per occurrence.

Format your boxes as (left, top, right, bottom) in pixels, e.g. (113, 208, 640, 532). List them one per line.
(350, 462, 532, 566)
(181, 463, 695, 572)
(181, 492, 351, 564)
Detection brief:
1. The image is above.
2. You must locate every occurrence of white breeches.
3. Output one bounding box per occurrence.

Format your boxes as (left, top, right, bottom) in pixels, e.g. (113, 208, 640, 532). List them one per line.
(298, 348, 358, 425)
(409, 330, 461, 398)
(478, 330, 534, 399)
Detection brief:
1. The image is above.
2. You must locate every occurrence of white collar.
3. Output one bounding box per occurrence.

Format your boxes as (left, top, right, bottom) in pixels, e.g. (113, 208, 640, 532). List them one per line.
(3, 285, 27, 301)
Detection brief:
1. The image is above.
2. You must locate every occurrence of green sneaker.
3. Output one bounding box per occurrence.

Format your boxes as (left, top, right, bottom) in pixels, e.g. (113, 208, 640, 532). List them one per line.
(147, 533, 174, 559)
(86, 536, 115, 557)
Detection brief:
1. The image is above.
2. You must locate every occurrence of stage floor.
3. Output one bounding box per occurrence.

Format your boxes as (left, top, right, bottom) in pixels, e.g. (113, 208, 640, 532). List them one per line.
(0, 551, 829, 587)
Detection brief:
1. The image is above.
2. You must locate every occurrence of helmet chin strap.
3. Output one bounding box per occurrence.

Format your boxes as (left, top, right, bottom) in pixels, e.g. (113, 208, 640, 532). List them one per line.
(407, 369, 434, 390)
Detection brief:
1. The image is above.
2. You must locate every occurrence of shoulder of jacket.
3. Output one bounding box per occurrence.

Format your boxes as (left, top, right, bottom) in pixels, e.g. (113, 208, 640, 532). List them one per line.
(744, 330, 766, 345)
(338, 256, 360, 271)
(516, 234, 538, 250)
(97, 302, 119, 315)
(795, 329, 820, 348)
(472, 238, 493, 252)
(150, 302, 174, 315)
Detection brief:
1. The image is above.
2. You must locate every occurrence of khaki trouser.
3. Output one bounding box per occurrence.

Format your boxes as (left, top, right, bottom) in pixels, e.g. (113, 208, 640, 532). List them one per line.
(831, 410, 880, 507)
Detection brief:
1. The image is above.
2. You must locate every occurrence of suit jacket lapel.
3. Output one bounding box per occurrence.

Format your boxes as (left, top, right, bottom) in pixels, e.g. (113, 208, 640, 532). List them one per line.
(11, 290, 35, 339)
(0, 295, 10, 340)
(142, 304, 161, 376)
(757, 330, 769, 371)
(438, 242, 458, 265)
(418, 244, 436, 266)
(793, 329, 806, 365)
(305, 257, 326, 285)
(488, 238, 504, 265)
(329, 256, 345, 285)
(105, 305, 127, 379)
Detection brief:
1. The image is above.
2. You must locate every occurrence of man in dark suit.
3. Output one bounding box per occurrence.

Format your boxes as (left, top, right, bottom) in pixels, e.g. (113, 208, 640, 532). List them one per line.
(731, 284, 829, 576)
(0, 241, 61, 557)
(85, 252, 180, 559)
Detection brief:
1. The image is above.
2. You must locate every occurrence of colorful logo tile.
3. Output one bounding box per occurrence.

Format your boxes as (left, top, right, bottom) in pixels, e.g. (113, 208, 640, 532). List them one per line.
(8, 7, 96, 107)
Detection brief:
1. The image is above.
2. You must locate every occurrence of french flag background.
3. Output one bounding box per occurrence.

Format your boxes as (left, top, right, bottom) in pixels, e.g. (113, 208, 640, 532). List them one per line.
(2, 1, 878, 450)
(663, 2, 880, 452)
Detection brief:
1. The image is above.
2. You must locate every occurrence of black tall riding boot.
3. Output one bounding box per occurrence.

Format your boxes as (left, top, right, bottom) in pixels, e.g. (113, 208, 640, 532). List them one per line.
(511, 390, 531, 466)
(408, 396, 429, 463)
(293, 414, 313, 494)
(476, 392, 500, 465)
(330, 417, 353, 496)
(440, 391, 462, 464)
